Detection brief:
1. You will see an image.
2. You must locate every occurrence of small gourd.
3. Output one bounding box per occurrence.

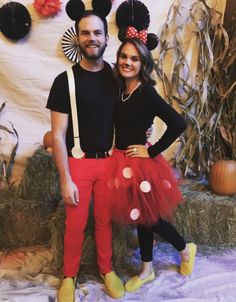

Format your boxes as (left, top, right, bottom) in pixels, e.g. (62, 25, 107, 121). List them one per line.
(43, 130, 53, 153)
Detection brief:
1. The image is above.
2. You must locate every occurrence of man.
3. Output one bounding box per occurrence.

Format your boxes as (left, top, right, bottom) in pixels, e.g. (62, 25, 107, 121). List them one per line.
(46, 11, 124, 302)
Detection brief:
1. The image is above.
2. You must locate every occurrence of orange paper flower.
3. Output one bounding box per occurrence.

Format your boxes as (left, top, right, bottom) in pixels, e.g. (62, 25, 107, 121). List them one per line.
(33, 0, 61, 17)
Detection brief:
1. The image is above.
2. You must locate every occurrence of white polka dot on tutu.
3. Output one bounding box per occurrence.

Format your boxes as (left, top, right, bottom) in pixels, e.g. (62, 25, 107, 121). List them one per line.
(162, 179, 171, 189)
(140, 180, 151, 193)
(130, 208, 140, 220)
(122, 167, 133, 179)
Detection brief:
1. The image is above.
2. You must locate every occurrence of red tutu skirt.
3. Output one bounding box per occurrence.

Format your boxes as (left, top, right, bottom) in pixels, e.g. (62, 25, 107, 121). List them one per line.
(107, 148, 184, 226)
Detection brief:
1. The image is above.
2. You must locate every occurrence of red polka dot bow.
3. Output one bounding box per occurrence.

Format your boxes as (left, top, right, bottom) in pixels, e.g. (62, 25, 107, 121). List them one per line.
(126, 26, 148, 44)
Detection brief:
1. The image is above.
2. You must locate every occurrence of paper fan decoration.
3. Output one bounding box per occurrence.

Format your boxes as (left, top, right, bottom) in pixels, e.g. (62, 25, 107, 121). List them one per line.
(0, 1, 32, 40)
(62, 26, 82, 63)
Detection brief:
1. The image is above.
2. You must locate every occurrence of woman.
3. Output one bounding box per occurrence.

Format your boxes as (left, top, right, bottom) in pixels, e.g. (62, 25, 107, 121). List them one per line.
(108, 38, 197, 292)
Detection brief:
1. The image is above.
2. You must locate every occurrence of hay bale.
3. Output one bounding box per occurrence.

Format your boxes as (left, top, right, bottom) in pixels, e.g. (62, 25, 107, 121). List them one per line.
(17, 147, 61, 202)
(173, 182, 236, 247)
(0, 190, 56, 249)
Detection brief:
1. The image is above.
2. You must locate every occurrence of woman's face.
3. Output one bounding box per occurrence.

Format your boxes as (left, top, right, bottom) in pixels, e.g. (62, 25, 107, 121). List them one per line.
(118, 42, 142, 81)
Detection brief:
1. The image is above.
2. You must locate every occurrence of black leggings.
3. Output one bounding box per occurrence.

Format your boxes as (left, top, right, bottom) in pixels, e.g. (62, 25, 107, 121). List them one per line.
(137, 219, 186, 262)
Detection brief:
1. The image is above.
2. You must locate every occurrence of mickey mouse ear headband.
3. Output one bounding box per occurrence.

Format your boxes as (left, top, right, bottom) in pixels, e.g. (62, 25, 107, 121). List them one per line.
(66, 0, 112, 21)
(116, 0, 158, 50)
(0, 1, 31, 41)
(62, 0, 112, 62)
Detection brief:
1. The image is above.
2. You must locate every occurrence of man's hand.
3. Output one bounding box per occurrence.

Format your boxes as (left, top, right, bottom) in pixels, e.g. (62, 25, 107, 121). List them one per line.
(61, 179, 79, 206)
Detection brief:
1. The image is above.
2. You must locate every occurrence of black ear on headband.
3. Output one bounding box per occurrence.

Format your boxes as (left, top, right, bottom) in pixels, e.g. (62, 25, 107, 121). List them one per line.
(92, 0, 112, 18)
(66, 0, 85, 21)
(115, 0, 158, 50)
(147, 33, 159, 50)
(66, 0, 112, 21)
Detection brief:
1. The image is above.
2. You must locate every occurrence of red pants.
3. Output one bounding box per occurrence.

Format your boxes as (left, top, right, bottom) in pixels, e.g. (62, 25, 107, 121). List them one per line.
(63, 156, 112, 277)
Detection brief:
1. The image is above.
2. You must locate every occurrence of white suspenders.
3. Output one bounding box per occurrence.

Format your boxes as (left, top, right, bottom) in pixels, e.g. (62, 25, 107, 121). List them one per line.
(66, 67, 85, 159)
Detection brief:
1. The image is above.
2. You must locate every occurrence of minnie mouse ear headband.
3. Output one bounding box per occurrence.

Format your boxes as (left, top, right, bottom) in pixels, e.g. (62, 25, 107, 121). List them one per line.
(66, 0, 112, 22)
(116, 0, 158, 50)
(0, 1, 31, 41)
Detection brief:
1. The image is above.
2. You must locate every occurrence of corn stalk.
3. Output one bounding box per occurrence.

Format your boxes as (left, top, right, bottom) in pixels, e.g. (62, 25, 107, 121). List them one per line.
(0, 102, 19, 187)
(155, 0, 236, 177)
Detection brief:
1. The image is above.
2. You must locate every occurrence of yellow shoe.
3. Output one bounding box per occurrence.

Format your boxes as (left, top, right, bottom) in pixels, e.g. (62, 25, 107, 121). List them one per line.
(100, 271, 124, 299)
(179, 243, 197, 276)
(125, 271, 155, 292)
(58, 277, 77, 302)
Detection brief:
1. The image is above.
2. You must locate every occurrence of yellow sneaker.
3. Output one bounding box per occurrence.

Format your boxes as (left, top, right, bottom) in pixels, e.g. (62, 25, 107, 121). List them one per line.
(58, 277, 77, 302)
(125, 271, 155, 292)
(179, 243, 197, 276)
(100, 271, 124, 299)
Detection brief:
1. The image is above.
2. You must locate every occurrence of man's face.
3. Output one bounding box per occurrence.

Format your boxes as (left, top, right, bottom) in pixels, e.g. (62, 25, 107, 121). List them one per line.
(77, 15, 108, 60)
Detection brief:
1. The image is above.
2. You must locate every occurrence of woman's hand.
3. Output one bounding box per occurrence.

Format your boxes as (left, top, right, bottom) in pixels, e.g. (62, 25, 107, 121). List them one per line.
(125, 145, 150, 158)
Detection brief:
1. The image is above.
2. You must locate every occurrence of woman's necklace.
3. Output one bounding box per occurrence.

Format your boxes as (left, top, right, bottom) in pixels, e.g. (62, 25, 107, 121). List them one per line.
(121, 83, 141, 102)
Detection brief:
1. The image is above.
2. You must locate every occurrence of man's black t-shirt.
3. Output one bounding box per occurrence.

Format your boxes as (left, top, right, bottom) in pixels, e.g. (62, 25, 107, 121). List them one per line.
(46, 62, 119, 153)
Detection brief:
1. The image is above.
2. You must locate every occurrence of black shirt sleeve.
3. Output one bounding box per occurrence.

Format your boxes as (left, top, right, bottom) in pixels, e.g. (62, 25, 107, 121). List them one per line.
(146, 85, 187, 158)
(46, 71, 70, 113)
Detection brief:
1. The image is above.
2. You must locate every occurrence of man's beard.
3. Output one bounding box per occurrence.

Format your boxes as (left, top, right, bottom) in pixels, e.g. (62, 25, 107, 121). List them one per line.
(80, 43, 107, 60)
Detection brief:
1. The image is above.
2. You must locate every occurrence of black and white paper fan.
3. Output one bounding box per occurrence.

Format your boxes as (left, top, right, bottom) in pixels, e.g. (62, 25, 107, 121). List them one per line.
(62, 26, 82, 63)
(0, 1, 32, 40)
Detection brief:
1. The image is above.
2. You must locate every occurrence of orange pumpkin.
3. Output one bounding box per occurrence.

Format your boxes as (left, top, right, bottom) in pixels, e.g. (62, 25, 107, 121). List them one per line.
(209, 160, 236, 195)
